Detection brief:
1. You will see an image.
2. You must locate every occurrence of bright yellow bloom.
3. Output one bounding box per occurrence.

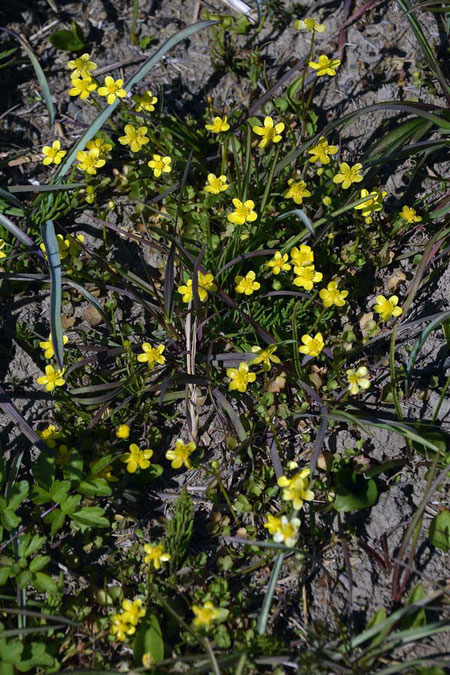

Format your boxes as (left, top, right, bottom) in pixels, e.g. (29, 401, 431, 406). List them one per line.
(291, 244, 314, 268)
(192, 601, 219, 628)
(272, 515, 300, 548)
(293, 265, 323, 291)
(266, 251, 291, 275)
(319, 281, 348, 308)
(118, 124, 149, 153)
(204, 173, 229, 194)
(400, 205, 422, 223)
(264, 514, 282, 535)
(227, 362, 256, 393)
(67, 53, 97, 79)
(39, 233, 70, 260)
(333, 162, 363, 189)
(68, 77, 97, 100)
(309, 54, 341, 77)
(299, 333, 324, 357)
(37, 424, 60, 448)
(283, 178, 311, 205)
(177, 272, 217, 303)
(37, 365, 65, 392)
(307, 137, 338, 164)
(97, 76, 126, 105)
(137, 343, 165, 369)
(278, 469, 314, 510)
(39, 333, 68, 360)
(121, 444, 153, 473)
(42, 140, 66, 166)
(252, 116, 285, 149)
(235, 271, 260, 295)
(116, 424, 130, 439)
(0, 240, 7, 259)
(86, 138, 112, 157)
(76, 148, 105, 175)
(148, 154, 172, 178)
(295, 17, 326, 32)
(373, 295, 403, 321)
(205, 115, 230, 133)
(143, 542, 171, 569)
(251, 345, 280, 371)
(346, 366, 371, 395)
(121, 598, 146, 625)
(228, 198, 258, 226)
(166, 439, 196, 470)
(354, 189, 387, 218)
(66, 234, 85, 257)
(110, 613, 136, 642)
(133, 90, 157, 113)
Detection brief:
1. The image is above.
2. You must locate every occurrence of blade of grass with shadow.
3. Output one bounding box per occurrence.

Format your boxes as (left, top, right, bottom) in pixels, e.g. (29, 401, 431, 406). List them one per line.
(40, 220, 63, 369)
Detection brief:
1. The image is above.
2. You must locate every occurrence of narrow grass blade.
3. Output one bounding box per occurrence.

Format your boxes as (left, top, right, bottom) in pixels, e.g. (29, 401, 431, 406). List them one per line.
(65, 279, 112, 330)
(40, 220, 64, 368)
(8, 182, 85, 193)
(405, 309, 450, 389)
(0, 187, 25, 210)
(257, 553, 285, 634)
(0, 213, 38, 250)
(213, 388, 247, 443)
(277, 209, 315, 235)
(0, 385, 46, 451)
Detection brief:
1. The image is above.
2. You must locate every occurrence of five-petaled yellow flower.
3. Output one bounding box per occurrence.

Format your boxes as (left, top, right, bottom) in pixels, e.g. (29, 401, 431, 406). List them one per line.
(205, 115, 230, 133)
(346, 366, 371, 395)
(110, 614, 136, 642)
(42, 140, 67, 166)
(333, 163, 363, 189)
(283, 178, 311, 205)
(76, 148, 106, 175)
(373, 295, 403, 321)
(86, 138, 112, 157)
(354, 189, 387, 219)
(37, 424, 60, 448)
(228, 198, 258, 226)
(295, 17, 326, 33)
(67, 53, 97, 79)
(37, 365, 65, 392)
(252, 116, 285, 149)
(0, 239, 7, 259)
(264, 514, 282, 535)
(235, 271, 260, 295)
(97, 76, 127, 105)
(319, 281, 348, 308)
(400, 206, 422, 223)
(251, 345, 281, 371)
(291, 244, 314, 268)
(148, 154, 172, 178)
(278, 468, 315, 510)
(204, 173, 229, 194)
(293, 265, 323, 291)
(121, 444, 153, 473)
(121, 598, 146, 626)
(39, 333, 68, 359)
(309, 54, 341, 77)
(166, 439, 196, 469)
(271, 515, 300, 547)
(307, 137, 338, 164)
(266, 252, 291, 275)
(133, 90, 157, 113)
(299, 332, 324, 357)
(177, 272, 217, 303)
(137, 343, 165, 369)
(143, 542, 171, 569)
(68, 77, 97, 100)
(192, 601, 219, 628)
(227, 362, 256, 393)
(118, 124, 149, 153)
(116, 424, 130, 440)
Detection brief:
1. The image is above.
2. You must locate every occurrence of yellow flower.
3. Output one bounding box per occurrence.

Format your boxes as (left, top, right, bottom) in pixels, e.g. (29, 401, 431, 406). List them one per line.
(121, 444, 153, 473)
(37, 365, 65, 392)
(227, 362, 256, 393)
(86, 138, 112, 157)
(148, 154, 172, 178)
(293, 265, 323, 291)
(143, 542, 171, 569)
(333, 162, 363, 189)
(298, 333, 324, 357)
(205, 115, 230, 133)
(290, 244, 314, 268)
(283, 178, 311, 205)
(118, 124, 149, 153)
(121, 598, 146, 625)
(204, 173, 229, 194)
(251, 345, 280, 371)
(39, 333, 68, 359)
(319, 281, 348, 308)
(42, 140, 67, 166)
(177, 272, 217, 303)
(68, 77, 97, 100)
(142, 653, 155, 668)
(264, 514, 282, 535)
(76, 148, 105, 175)
(37, 424, 60, 448)
(116, 424, 130, 439)
(235, 271, 260, 295)
(137, 343, 165, 369)
(309, 54, 341, 76)
(66, 234, 85, 257)
(97, 76, 127, 105)
(346, 366, 371, 395)
(373, 295, 402, 321)
(133, 90, 158, 113)
(192, 601, 219, 628)
(295, 17, 326, 33)
(266, 251, 291, 275)
(307, 137, 338, 164)
(0, 239, 7, 259)
(39, 233, 70, 260)
(272, 515, 300, 548)
(110, 613, 136, 642)
(252, 116, 285, 149)
(228, 198, 258, 226)
(354, 189, 387, 218)
(165, 439, 196, 470)
(277, 469, 315, 510)
(67, 53, 97, 79)
(400, 205, 422, 223)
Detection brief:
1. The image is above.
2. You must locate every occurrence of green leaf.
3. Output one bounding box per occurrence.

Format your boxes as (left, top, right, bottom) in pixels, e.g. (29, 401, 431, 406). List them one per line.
(45, 509, 66, 536)
(429, 510, 450, 552)
(78, 478, 112, 497)
(88, 454, 114, 476)
(49, 480, 71, 503)
(40, 220, 64, 369)
(23, 534, 46, 558)
(1, 509, 21, 531)
(71, 506, 110, 528)
(62, 449, 83, 482)
(30, 485, 51, 506)
(60, 494, 81, 515)
(34, 449, 56, 490)
(29, 555, 50, 573)
(15, 641, 54, 671)
(133, 613, 164, 665)
(7, 480, 29, 510)
(401, 583, 427, 629)
(0, 637, 23, 663)
(366, 607, 387, 630)
(333, 468, 378, 512)
(48, 22, 85, 51)
(32, 572, 58, 594)
(16, 570, 32, 589)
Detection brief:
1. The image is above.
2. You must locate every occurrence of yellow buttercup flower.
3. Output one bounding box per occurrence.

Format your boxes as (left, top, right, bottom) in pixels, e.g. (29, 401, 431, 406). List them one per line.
(37, 365, 65, 392)
(121, 444, 153, 473)
(143, 542, 171, 569)
(346, 366, 371, 395)
(251, 345, 280, 371)
(204, 173, 229, 194)
(116, 424, 130, 440)
(68, 77, 97, 100)
(86, 138, 112, 157)
(252, 116, 285, 149)
(272, 515, 300, 547)
(291, 244, 314, 268)
(299, 333, 324, 357)
(110, 613, 136, 642)
(0, 239, 7, 259)
(42, 140, 67, 166)
(67, 53, 97, 79)
(295, 17, 326, 33)
(354, 189, 387, 218)
(133, 90, 157, 113)
(333, 162, 363, 189)
(97, 76, 127, 105)
(264, 514, 282, 535)
(39, 333, 68, 360)
(307, 137, 338, 164)
(319, 281, 348, 308)
(227, 362, 256, 393)
(293, 265, 323, 291)
(118, 124, 149, 153)
(37, 424, 60, 448)
(373, 295, 402, 321)
(177, 272, 217, 303)
(235, 271, 260, 295)
(121, 598, 146, 626)
(192, 601, 219, 628)
(76, 148, 106, 175)
(283, 179, 311, 205)
(165, 439, 196, 469)
(278, 469, 314, 510)
(400, 205, 422, 223)
(137, 343, 165, 369)
(227, 198, 258, 226)
(205, 115, 230, 133)
(148, 154, 172, 177)
(309, 54, 341, 76)
(266, 251, 291, 275)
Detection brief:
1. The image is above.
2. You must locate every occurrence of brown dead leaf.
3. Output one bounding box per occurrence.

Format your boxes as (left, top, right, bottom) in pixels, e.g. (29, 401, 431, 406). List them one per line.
(83, 306, 103, 326)
(387, 268, 406, 292)
(8, 153, 42, 167)
(266, 371, 287, 393)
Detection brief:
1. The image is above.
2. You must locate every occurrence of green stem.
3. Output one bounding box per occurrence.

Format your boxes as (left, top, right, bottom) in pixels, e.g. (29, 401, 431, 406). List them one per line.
(241, 124, 252, 202)
(256, 552, 284, 635)
(220, 134, 229, 176)
(431, 374, 450, 423)
(300, 33, 315, 127)
(389, 322, 404, 423)
(260, 146, 279, 217)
